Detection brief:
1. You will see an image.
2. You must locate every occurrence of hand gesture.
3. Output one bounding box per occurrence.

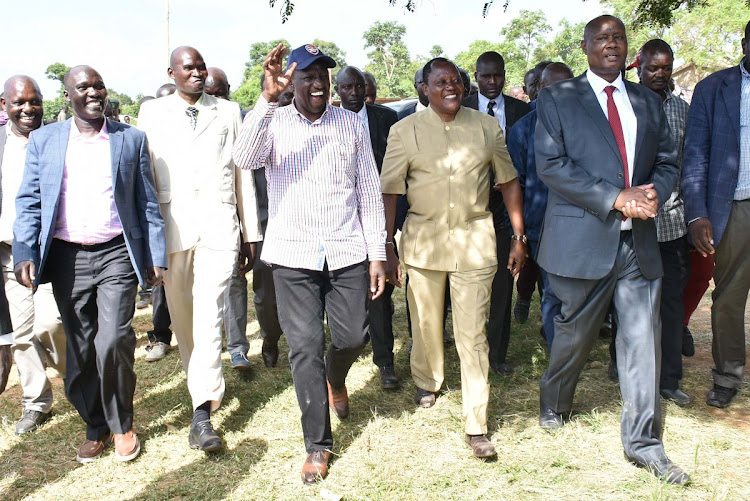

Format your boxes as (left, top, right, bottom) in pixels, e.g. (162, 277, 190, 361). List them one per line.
(614, 183, 659, 220)
(261, 43, 297, 103)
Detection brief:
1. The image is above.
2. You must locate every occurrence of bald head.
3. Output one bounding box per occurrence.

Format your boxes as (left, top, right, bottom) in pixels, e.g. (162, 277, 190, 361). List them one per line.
(363, 72, 377, 105)
(2, 75, 43, 137)
(156, 83, 176, 98)
(583, 15, 626, 43)
(168, 46, 207, 103)
(335, 66, 366, 112)
(63, 65, 107, 124)
(205, 67, 230, 100)
(64, 65, 102, 91)
(540, 62, 574, 88)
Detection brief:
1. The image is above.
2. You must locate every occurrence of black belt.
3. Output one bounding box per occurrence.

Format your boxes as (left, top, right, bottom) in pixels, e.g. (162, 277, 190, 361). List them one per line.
(54, 233, 125, 251)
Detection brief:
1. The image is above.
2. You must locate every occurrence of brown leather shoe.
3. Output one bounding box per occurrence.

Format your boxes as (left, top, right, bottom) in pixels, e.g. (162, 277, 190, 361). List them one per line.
(76, 433, 112, 463)
(261, 339, 279, 368)
(301, 450, 331, 484)
(467, 434, 497, 459)
(114, 430, 141, 462)
(327, 380, 349, 419)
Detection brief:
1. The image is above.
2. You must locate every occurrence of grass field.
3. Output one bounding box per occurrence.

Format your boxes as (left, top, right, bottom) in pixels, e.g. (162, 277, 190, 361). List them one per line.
(0, 281, 748, 500)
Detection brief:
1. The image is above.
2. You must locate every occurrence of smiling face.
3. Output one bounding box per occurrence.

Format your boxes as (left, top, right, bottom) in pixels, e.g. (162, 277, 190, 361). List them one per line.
(582, 17, 628, 82)
(64, 66, 107, 122)
(423, 60, 463, 120)
(639, 50, 673, 95)
(1, 77, 43, 137)
(291, 60, 330, 122)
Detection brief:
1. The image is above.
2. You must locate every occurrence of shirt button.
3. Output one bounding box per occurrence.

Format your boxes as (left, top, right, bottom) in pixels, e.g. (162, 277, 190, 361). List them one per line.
(449, 175, 454, 180)
(449, 203, 455, 209)
(449, 230, 454, 235)
(445, 126, 451, 131)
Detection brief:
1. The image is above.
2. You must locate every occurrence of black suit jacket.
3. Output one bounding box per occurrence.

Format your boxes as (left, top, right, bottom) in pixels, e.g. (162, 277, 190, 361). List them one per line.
(366, 103, 398, 173)
(462, 93, 532, 228)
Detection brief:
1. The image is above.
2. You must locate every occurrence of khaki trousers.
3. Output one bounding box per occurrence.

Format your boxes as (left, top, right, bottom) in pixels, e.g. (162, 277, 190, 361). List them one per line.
(406, 263, 496, 435)
(164, 244, 235, 411)
(1, 243, 65, 413)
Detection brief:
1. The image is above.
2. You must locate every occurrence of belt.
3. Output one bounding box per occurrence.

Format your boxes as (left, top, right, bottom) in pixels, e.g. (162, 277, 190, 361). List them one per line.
(54, 234, 125, 251)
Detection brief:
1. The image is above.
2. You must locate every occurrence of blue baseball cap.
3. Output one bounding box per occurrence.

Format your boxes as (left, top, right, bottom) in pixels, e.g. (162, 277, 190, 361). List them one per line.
(286, 44, 337, 71)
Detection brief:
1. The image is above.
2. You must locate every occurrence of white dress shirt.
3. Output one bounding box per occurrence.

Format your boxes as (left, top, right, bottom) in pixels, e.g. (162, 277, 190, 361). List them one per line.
(477, 92, 507, 136)
(0, 125, 30, 244)
(586, 69, 637, 230)
(357, 104, 369, 132)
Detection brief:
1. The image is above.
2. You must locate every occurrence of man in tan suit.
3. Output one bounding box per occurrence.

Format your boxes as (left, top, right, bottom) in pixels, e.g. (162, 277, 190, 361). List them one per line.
(381, 58, 526, 459)
(138, 46, 261, 452)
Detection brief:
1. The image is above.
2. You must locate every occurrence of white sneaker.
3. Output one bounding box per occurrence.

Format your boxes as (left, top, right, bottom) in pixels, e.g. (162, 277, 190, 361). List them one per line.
(145, 342, 169, 362)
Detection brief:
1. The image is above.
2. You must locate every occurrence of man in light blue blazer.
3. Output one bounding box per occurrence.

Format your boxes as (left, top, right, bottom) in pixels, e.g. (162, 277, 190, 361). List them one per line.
(13, 65, 166, 463)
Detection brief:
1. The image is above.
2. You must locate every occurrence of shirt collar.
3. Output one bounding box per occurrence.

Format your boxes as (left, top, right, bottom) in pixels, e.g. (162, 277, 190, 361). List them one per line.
(70, 118, 109, 140)
(477, 93, 504, 113)
(290, 99, 331, 124)
(586, 69, 626, 96)
(356, 104, 368, 122)
(741, 57, 750, 80)
(5, 121, 42, 144)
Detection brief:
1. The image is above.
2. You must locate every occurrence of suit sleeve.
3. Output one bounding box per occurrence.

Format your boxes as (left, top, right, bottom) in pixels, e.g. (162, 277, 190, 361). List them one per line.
(12, 134, 43, 268)
(232, 95, 277, 171)
(134, 131, 167, 269)
(535, 88, 621, 221)
(681, 81, 711, 222)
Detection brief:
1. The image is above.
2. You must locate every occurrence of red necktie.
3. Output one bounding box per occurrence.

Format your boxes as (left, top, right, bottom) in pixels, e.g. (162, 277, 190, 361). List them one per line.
(604, 86, 629, 188)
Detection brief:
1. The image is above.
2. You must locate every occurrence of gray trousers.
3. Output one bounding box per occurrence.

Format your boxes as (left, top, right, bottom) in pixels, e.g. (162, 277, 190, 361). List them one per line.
(711, 199, 750, 389)
(541, 232, 666, 463)
(223, 259, 250, 356)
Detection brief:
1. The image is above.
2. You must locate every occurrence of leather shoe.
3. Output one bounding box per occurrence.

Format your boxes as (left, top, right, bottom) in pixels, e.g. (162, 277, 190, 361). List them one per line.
(660, 388, 693, 407)
(539, 406, 564, 430)
(491, 362, 513, 376)
(513, 299, 530, 323)
(415, 387, 437, 408)
(189, 419, 223, 452)
(379, 365, 400, 390)
(15, 409, 53, 435)
(327, 380, 349, 419)
(76, 433, 112, 463)
(301, 450, 331, 484)
(633, 457, 690, 486)
(114, 430, 141, 462)
(706, 384, 737, 408)
(0, 344, 11, 394)
(467, 434, 496, 459)
(682, 326, 695, 357)
(608, 360, 619, 382)
(261, 339, 279, 368)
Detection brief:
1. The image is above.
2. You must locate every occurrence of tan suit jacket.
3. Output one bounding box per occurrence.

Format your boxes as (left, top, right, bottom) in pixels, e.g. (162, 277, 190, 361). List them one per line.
(380, 106, 516, 272)
(137, 92, 261, 255)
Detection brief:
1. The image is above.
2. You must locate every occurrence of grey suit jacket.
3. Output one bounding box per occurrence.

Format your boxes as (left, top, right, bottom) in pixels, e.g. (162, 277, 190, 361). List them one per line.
(535, 73, 678, 280)
(13, 119, 167, 286)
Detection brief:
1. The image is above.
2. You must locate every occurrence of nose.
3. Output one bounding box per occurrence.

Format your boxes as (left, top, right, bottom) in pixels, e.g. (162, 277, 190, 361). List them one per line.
(20, 101, 33, 113)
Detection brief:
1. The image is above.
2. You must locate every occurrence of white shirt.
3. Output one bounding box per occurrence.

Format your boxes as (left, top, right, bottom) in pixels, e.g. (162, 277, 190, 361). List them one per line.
(477, 92, 507, 136)
(356, 104, 369, 132)
(0, 125, 31, 244)
(586, 69, 637, 230)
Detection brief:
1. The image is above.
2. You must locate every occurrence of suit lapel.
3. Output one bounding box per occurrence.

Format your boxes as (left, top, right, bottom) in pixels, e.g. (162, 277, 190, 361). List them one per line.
(193, 93, 218, 138)
(626, 82, 648, 175)
(48, 120, 71, 190)
(108, 119, 123, 188)
(366, 105, 378, 147)
(720, 69, 741, 140)
(576, 74, 621, 161)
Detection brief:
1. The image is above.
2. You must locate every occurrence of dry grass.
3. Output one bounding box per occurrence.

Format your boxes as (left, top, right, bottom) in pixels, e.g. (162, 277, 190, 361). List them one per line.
(0, 280, 748, 500)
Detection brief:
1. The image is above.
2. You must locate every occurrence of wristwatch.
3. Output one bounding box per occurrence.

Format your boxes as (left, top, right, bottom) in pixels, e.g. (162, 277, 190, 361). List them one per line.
(510, 234, 528, 244)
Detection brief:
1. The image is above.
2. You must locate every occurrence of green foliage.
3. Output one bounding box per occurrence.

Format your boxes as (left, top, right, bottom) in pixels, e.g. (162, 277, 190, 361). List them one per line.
(363, 21, 414, 98)
(454, 40, 505, 74)
(536, 20, 589, 77)
(45, 62, 71, 97)
(500, 10, 552, 86)
(42, 96, 68, 123)
(242, 39, 291, 81)
(234, 39, 291, 110)
(312, 39, 347, 67)
(430, 45, 445, 58)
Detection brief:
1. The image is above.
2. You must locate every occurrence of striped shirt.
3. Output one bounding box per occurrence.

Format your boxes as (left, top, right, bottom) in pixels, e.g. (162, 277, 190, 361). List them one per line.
(735, 58, 750, 200)
(656, 91, 690, 242)
(232, 96, 386, 271)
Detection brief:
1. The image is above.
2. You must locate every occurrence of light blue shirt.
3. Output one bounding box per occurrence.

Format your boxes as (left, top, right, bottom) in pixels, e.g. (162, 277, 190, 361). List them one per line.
(477, 92, 506, 137)
(734, 58, 750, 200)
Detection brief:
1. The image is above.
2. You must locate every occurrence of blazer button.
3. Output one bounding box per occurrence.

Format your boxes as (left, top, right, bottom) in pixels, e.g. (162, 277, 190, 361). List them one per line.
(617, 173, 624, 179)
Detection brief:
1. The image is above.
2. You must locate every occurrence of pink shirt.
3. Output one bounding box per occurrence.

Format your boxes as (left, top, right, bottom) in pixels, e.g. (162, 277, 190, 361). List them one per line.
(54, 120, 123, 244)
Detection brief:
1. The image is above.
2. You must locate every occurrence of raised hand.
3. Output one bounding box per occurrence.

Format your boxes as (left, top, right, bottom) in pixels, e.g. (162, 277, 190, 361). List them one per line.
(261, 43, 297, 103)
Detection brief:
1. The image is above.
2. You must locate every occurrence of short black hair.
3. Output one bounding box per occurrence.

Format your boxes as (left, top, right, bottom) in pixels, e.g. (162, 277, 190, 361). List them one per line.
(476, 51, 504, 69)
(640, 39, 674, 60)
(745, 20, 750, 40)
(422, 57, 458, 85)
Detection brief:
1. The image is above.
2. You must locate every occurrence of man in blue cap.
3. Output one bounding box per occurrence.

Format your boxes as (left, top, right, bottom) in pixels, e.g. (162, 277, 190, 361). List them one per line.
(234, 43, 387, 484)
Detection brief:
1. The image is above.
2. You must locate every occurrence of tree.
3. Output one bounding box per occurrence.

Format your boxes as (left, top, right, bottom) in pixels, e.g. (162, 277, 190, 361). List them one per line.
(454, 40, 505, 74)
(312, 39, 347, 67)
(499, 10, 552, 85)
(430, 45, 445, 58)
(363, 21, 413, 98)
(233, 39, 291, 110)
(537, 20, 589, 77)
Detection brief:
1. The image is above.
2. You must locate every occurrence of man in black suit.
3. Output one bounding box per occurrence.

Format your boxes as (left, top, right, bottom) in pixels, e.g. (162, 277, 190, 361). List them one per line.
(463, 51, 531, 375)
(535, 16, 687, 485)
(335, 66, 400, 389)
(397, 68, 429, 120)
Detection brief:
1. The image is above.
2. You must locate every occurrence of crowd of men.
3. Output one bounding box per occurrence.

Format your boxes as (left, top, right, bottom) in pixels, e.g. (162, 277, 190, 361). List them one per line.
(0, 13, 748, 487)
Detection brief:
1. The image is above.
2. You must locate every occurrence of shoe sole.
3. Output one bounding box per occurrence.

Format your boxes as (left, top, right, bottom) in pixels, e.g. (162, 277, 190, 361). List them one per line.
(232, 364, 252, 371)
(115, 438, 141, 462)
(189, 438, 223, 452)
(15, 413, 53, 435)
(381, 383, 399, 390)
(76, 452, 104, 464)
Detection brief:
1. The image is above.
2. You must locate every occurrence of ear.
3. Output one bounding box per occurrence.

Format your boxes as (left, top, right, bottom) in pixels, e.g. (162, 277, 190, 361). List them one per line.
(167, 68, 174, 80)
(421, 81, 428, 96)
(64, 89, 70, 102)
(580, 39, 588, 55)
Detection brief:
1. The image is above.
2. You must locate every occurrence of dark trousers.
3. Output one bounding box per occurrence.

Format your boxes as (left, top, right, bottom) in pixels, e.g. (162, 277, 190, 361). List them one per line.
(273, 260, 369, 452)
(711, 200, 750, 389)
(488, 226, 513, 367)
(541, 232, 666, 463)
(253, 241, 283, 345)
(658, 236, 690, 390)
(47, 236, 139, 441)
(531, 239, 561, 348)
(683, 250, 714, 327)
(370, 282, 395, 368)
(148, 284, 172, 344)
(516, 256, 542, 302)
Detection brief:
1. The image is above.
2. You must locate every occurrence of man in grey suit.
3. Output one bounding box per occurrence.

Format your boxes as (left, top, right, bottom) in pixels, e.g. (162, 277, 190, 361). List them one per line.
(535, 16, 688, 485)
(13, 66, 166, 463)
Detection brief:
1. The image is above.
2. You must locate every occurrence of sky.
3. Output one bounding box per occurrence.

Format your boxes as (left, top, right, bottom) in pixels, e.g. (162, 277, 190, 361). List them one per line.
(2, 0, 604, 101)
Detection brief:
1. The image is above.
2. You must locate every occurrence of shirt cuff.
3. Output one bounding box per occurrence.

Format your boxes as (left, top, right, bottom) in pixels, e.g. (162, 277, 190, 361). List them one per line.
(0, 333, 13, 346)
(367, 243, 387, 262)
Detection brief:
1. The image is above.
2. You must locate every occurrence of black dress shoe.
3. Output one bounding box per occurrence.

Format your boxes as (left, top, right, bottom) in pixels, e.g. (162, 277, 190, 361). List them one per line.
(682, 326, 695, 357)
(491, 362, 513, 376)
(189, 420, 223, 452)
(539, 406, 564, 429)
(513, 299, 531, 323)
(608, 361, 619, 382)
(379, 365, 400, 390)
(633, 457, 690, 486)
(660, 388, 693, 407)
(261, 339, 279, 368)
(706, 384, 737, 408)
(415, 388, 437, 408)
